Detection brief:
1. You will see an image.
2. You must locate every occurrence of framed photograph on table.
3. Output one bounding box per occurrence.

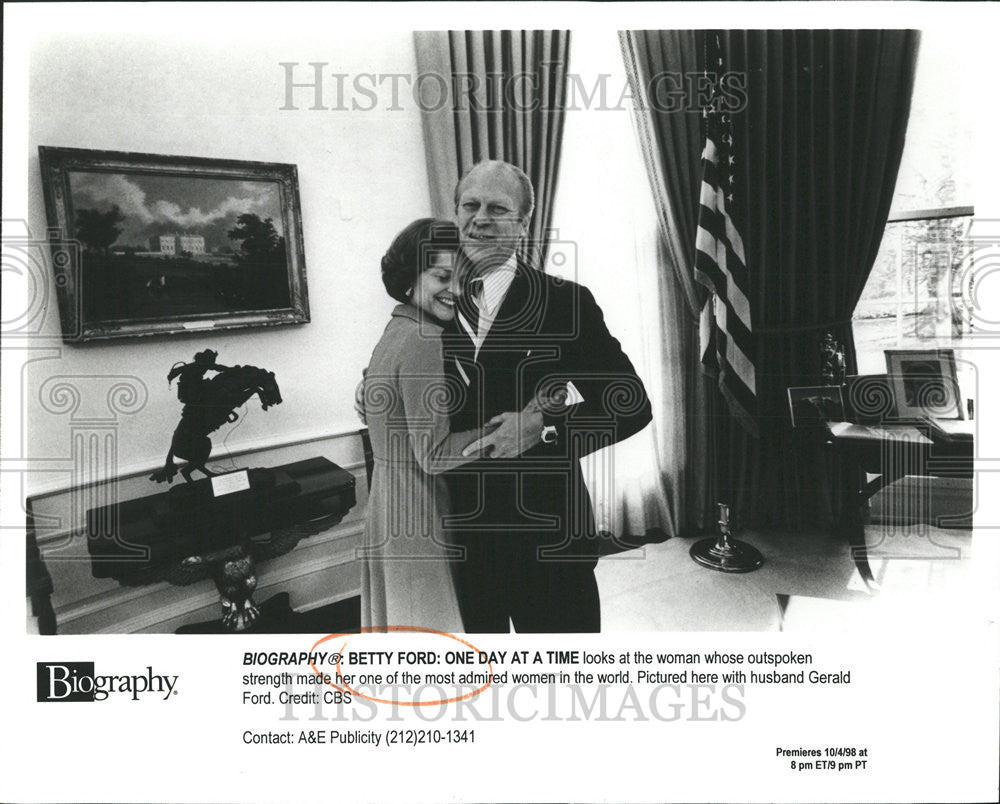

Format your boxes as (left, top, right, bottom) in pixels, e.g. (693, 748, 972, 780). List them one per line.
(38, 146, 309, 342)
(884, 348, 963, 420)
(787, 385, 846, 428)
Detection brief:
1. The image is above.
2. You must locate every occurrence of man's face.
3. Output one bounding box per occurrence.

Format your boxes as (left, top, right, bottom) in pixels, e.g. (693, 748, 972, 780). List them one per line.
(455, 166, 528, 273)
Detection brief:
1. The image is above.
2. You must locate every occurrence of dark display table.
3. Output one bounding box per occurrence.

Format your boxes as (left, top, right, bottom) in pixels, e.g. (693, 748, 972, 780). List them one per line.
(86, 457, 356, 630)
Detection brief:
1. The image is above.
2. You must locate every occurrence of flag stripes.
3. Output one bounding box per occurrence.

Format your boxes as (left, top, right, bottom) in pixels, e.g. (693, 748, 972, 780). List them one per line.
(695, 99, 758, 434)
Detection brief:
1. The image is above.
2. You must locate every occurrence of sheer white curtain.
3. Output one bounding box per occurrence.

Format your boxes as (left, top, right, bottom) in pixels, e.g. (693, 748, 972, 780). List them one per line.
(547, 30, 692, 541)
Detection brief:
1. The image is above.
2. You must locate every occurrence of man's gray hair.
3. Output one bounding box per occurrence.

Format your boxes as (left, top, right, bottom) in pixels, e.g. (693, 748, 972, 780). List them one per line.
(454, 160, 535, 221)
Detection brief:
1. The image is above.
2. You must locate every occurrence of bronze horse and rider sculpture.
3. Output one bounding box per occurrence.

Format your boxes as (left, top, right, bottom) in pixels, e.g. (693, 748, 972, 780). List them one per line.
(150, 349, 281, 484)
(148, 349, 283, 630)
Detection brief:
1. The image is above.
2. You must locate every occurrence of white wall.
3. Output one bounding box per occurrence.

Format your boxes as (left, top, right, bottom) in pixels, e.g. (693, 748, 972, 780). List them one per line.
(26, 32, 432, 495)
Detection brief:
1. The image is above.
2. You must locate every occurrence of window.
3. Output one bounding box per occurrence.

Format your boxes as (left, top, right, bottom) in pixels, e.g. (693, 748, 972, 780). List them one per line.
(852, 30, 975, 377)
(548, 30, 675, 538)
(854, 209, 974, 369)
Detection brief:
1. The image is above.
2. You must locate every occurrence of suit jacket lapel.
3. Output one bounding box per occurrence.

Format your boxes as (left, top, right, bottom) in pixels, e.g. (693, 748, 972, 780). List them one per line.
(445, 258, 544, 382)
(482, 260, 543, 343)
(442, 309, 477, 389)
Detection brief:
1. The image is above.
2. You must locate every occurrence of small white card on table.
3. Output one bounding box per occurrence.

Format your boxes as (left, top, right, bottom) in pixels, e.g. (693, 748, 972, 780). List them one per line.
(211, 470, 250, 497)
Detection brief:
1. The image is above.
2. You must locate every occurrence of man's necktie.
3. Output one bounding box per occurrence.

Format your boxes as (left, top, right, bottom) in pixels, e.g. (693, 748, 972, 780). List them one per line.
(457, 275, 482, 339)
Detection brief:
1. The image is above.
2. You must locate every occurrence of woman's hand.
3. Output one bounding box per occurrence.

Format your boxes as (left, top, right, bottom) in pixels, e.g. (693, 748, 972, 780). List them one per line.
(461, 400, 544, 458)
(354, 369, 368, 425)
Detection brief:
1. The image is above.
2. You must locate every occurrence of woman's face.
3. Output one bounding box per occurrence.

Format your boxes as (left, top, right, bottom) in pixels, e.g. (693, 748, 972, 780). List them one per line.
(410, 251, 456, 322)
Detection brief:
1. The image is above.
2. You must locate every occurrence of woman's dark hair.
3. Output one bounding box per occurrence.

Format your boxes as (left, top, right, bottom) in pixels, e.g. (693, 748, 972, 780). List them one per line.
(381, 218, 460, 303)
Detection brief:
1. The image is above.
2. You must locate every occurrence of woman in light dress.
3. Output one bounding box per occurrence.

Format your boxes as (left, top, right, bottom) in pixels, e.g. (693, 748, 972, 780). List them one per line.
(359, 218, 481, 633)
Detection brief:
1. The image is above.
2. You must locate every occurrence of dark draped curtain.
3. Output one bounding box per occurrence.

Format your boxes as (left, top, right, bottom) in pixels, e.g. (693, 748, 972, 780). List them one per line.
(414, 30, 571, 267)
(721, 30, 920, 528)
(624, 29, 920, 530)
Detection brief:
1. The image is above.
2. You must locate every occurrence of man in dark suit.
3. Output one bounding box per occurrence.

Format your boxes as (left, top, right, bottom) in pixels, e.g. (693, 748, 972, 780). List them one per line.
(442, 160, 652, 633)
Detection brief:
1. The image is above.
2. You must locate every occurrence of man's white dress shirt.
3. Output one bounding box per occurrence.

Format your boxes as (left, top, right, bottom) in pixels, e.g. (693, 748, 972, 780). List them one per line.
(454, 252, 583, 405)
(456, 253, 518, 360)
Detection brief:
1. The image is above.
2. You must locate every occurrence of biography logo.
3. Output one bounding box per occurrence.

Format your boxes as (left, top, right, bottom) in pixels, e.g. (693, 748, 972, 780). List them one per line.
(36, 662, 180, 702)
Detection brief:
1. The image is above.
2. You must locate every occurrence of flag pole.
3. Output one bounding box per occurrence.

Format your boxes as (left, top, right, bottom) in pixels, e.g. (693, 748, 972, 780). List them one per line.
(688, 32, 764, 573)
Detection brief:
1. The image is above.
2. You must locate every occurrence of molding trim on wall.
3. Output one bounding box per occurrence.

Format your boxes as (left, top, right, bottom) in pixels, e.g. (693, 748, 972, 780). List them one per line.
(26, 422, 367, 502)
(295, 587, 361, 614)
(33, 459, 367, 549)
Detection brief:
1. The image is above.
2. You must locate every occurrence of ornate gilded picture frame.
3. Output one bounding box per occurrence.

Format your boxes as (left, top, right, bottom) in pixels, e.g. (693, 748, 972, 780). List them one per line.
(38, 146, 309, 342)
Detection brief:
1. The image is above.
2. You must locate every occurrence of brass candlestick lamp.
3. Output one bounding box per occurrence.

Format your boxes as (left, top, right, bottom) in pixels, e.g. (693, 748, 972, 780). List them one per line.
(690, 503, 764, 573)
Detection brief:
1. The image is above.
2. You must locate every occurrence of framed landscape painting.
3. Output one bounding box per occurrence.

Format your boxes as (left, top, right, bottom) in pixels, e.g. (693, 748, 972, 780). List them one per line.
(38, 147, 309, 342)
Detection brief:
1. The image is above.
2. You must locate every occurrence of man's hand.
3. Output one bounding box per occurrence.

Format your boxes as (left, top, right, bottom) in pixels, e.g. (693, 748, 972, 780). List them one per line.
(462, 405, 544, 458)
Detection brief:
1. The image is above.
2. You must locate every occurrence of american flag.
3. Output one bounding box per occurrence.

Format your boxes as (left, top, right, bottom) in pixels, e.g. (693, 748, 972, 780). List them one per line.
(694, 34, 757, 436)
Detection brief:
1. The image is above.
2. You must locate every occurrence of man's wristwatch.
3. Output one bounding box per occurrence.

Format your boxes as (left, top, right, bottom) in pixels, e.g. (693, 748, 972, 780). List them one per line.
(540, 424, 559, 444)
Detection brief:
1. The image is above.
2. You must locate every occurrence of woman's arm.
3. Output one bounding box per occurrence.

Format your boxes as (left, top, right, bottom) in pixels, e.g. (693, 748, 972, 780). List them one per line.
(394, 336, 483, 476)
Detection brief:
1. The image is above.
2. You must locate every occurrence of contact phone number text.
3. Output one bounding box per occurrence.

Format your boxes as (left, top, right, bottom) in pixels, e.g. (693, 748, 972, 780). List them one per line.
(387, 729, 476, 746)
